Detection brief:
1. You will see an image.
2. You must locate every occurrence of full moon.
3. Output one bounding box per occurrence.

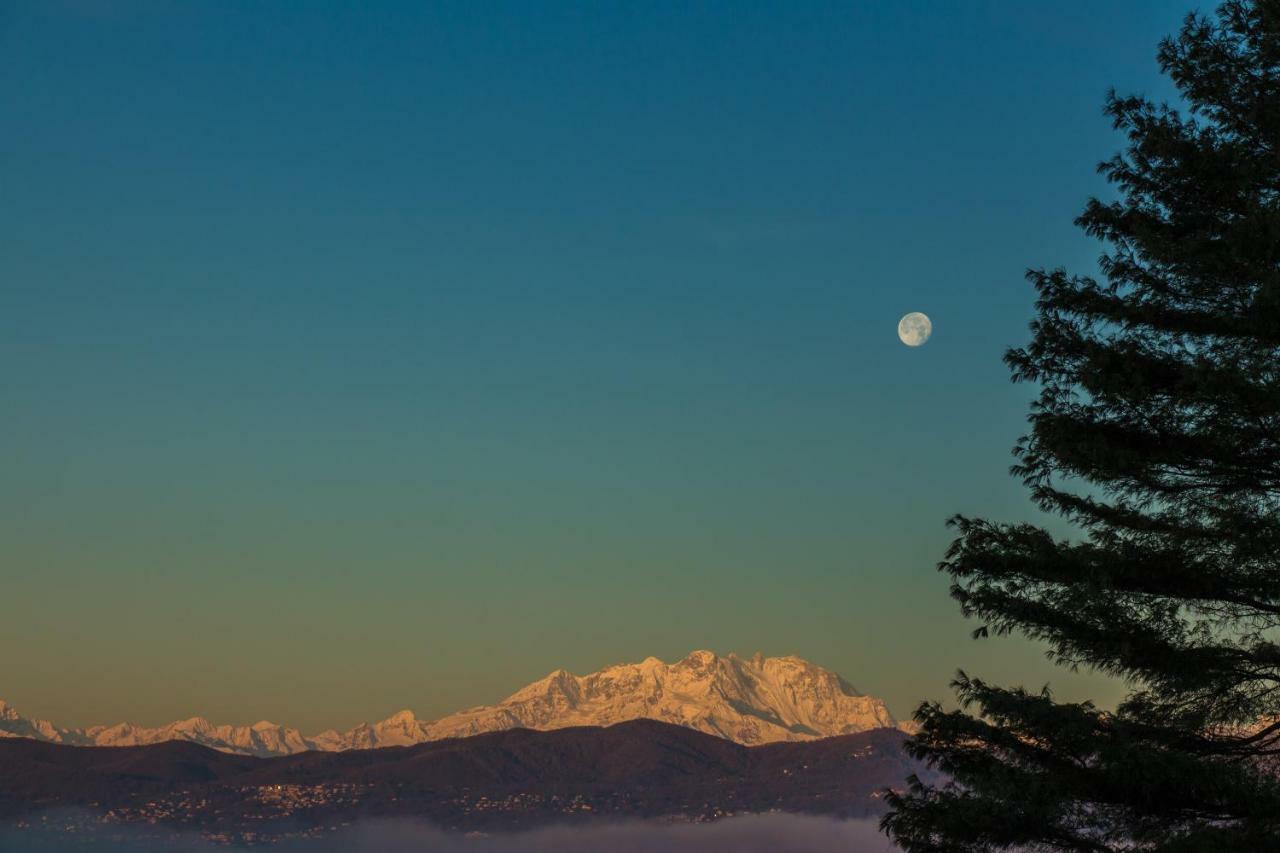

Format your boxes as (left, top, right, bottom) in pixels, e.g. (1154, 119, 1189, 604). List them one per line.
(898, 312, 932, 347)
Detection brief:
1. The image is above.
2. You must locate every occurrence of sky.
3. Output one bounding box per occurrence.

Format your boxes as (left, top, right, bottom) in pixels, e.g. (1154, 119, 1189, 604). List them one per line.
(0, 0, 1191, 732)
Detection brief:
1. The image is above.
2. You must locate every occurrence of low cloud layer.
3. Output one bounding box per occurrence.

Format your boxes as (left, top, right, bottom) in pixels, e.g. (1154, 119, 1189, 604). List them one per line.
(4, 814, 897, 853)
(319, 815, 896, 853)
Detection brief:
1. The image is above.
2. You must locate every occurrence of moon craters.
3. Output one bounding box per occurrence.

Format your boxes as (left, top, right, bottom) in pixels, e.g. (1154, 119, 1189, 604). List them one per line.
(898, 312, 932, 347)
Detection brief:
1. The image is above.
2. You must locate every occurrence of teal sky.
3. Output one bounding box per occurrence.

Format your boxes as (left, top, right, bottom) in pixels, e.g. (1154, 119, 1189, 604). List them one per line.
(2, 1, 1187, 732)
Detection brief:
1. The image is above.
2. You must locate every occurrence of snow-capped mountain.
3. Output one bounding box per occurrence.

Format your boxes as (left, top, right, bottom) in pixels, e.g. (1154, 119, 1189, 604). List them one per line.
(417, 650, 900, 744)
(0, 651, 907, 757)
(84, 717, 314, 755)
(0, 699, 90, 745)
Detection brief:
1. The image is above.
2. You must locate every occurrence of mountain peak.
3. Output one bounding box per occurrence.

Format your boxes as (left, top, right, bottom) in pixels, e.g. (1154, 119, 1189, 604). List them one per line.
(170, 717, 213, 732)
(382, 709, 417, 724)
(678, 649, 719, 668)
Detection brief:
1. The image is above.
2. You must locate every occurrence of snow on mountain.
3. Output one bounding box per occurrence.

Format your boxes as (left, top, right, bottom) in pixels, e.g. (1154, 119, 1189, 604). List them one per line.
(419, 650, 900, 745)
(0, 699, 90, 745)
(79, 716, 314, 755)
(0, 651, 908, 756)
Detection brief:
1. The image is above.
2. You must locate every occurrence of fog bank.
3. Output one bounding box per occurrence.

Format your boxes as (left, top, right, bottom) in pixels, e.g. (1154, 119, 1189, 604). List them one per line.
(4, 813, 897, 852)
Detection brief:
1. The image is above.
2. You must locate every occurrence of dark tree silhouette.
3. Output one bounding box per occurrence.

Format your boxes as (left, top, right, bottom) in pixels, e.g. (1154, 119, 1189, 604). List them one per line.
(883, 2, 1280, 850)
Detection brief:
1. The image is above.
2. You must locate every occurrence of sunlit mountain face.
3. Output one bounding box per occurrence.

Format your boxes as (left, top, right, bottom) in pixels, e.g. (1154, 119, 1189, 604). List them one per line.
(0, 651, 909, 756)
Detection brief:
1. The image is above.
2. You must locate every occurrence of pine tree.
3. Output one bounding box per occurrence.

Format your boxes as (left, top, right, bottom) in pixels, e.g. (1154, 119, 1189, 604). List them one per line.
(883, 2, 1280, 850)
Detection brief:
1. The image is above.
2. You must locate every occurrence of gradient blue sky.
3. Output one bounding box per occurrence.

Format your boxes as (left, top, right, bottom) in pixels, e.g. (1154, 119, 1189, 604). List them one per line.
(1, 1, 1188, 731)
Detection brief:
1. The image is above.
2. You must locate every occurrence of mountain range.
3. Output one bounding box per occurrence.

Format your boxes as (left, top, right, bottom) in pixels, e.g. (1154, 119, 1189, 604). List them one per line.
(0, 720, 931, 840)
(0, 650, 910, 756)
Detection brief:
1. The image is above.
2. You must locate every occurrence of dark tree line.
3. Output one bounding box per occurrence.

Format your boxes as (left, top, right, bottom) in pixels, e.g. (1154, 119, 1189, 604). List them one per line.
(884, 2, 1280, 850)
